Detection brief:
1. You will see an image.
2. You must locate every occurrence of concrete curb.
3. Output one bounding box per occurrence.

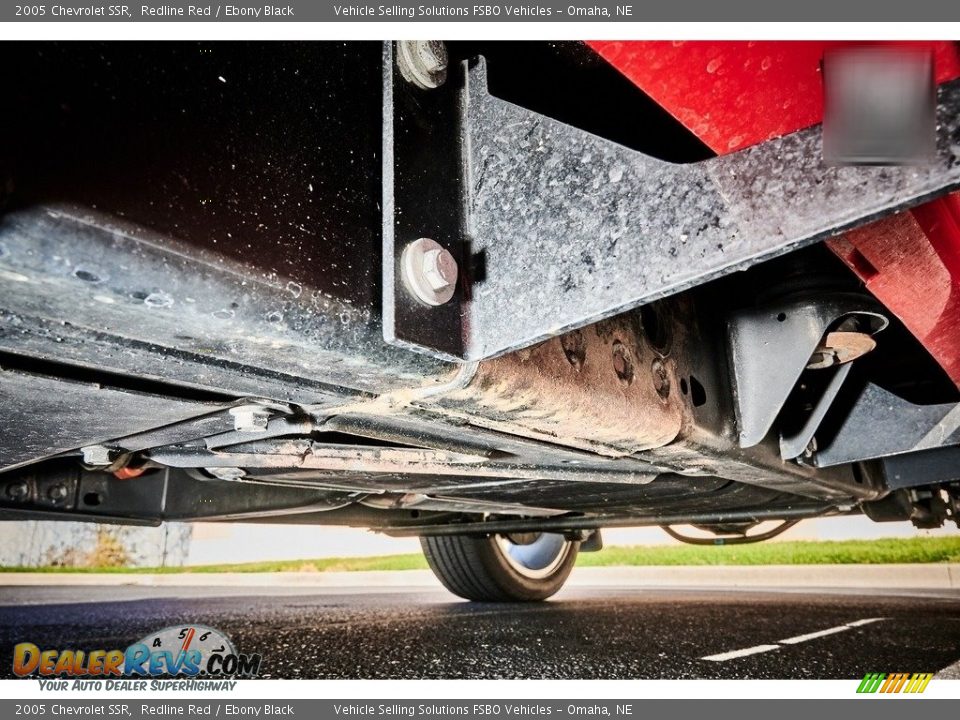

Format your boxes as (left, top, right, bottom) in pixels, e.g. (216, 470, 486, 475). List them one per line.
(0, 569, 440, 587)
(569, 563, 960, 589)
(1, 564, 958, 589)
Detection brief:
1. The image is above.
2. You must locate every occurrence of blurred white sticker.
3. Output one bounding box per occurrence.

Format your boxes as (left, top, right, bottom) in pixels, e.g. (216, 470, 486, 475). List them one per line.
(823, 47, 935, 166)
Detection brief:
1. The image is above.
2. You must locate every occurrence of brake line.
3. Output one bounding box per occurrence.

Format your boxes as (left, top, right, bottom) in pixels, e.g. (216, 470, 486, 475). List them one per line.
(660, 519, 801, 546)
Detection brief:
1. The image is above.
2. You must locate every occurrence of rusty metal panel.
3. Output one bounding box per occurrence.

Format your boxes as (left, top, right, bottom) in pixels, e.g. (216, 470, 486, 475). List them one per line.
(436, 314, 684, 456)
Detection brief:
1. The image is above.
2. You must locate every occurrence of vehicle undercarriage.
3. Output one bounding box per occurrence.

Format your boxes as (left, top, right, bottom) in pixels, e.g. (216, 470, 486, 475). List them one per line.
(2, 41, 958, 599)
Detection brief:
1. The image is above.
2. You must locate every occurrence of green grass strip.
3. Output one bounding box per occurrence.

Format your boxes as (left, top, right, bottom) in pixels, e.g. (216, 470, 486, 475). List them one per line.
(1, 535, 958, 574)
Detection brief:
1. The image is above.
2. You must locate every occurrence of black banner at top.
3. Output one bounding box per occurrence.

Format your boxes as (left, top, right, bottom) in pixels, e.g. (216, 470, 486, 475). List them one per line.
(6, 0, 960, 22)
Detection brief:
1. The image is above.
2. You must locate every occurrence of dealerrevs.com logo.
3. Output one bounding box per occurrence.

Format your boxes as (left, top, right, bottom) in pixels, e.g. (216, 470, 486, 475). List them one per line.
(13, 624, 261, 681)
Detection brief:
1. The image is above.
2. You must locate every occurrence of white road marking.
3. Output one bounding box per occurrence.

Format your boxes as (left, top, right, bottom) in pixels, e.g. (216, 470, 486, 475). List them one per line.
(701, 644, 782, 662)
(778, 618, 883, 644)
(846, 617, 885, 628)
(936, 657, 960, 679)
(778, 625, 852, 645)
(701, 617, 886, 661)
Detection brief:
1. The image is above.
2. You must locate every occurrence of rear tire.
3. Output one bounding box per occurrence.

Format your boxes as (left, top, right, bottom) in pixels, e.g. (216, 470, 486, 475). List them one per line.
(421, 532, 578, 602)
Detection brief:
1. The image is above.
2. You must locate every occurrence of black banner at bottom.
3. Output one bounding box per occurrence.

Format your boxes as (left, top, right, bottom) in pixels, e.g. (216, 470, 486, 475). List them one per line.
(1, 700, 956, 720)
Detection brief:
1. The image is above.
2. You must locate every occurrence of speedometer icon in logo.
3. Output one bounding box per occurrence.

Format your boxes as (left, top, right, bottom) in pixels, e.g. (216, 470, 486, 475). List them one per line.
(137, 624, 236, 674)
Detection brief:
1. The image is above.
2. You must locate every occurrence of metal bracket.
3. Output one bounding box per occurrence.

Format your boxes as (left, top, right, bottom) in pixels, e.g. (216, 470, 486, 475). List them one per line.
(383, 44, 960, 362)
(778, 363, 853, 461)
(815, 382, 960, 467)
(727, 293, 887, 450)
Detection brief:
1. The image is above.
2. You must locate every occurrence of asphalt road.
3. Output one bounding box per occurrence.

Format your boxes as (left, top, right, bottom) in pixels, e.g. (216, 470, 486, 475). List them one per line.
(1, 583, 959, 679)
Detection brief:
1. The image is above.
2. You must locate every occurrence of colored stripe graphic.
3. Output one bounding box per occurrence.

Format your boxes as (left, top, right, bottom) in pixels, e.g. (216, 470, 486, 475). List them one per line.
(858, 673, 932, 693)
(857, 673, 882, 693)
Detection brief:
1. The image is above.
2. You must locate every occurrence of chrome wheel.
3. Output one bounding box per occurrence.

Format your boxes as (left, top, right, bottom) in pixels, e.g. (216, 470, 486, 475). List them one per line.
(495, 532, 573, 580)
(421, 532, 580, 602)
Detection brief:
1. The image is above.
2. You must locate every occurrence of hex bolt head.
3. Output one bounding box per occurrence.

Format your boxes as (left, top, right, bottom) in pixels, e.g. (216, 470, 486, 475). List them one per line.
(422, 248, 458, 291)
(81, 445, 113, 466)
(611, 341, 635, 386)
(652, 359, 671, 399)
(560, 329, 587, 372)
(47, 484, 68, 502)
(396, 40, 448, 89)
(6, 481, 29, 501)
(229, 406, 271, 433)
(401, 238, 459, 307)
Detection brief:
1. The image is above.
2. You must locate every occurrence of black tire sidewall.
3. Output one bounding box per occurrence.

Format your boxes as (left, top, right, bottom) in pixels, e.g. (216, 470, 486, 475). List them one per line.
(472, 534, 579, 601)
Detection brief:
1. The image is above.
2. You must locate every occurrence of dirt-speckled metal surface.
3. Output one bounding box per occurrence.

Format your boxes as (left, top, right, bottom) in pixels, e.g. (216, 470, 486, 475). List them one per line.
(386, 54, 960, 360)
(436, 314, 683, 456)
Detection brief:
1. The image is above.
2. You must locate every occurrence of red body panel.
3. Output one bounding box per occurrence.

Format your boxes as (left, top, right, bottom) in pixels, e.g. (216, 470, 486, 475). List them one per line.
(588, 40, 960, 385)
